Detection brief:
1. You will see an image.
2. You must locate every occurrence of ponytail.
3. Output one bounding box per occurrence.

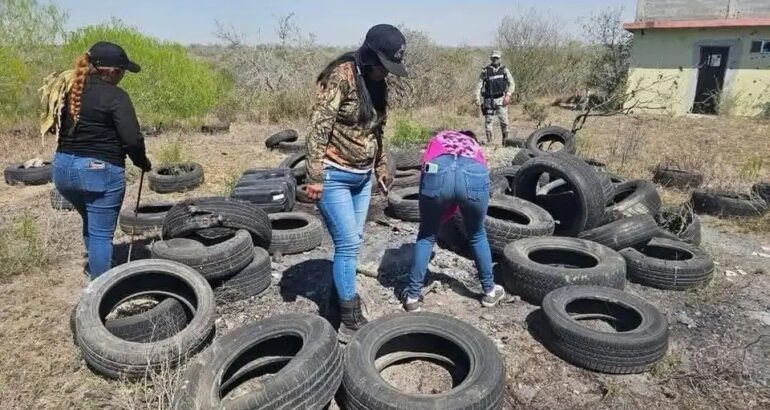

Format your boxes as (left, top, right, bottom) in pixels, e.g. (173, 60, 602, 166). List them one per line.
(69, 53, 90, 121)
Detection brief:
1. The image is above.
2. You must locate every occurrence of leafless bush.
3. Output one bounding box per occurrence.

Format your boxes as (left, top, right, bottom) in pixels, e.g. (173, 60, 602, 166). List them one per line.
(214, 15, 336, 122)
(496, 9, 591, 101)
(389, 28, 482, 110)
(581, 7, 633, 108)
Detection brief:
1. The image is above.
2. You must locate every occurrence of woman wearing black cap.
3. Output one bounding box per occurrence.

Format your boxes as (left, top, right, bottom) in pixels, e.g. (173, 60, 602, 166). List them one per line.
(52, 41, 151, 279)
(304, 24, 407, 342)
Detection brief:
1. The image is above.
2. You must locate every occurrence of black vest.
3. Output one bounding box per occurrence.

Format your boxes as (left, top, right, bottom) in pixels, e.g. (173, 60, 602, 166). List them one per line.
(482, 65, 508, 98)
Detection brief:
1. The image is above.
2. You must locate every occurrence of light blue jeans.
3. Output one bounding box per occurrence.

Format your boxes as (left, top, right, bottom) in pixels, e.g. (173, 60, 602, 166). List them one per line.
(317, 167, 372, 302)
(53, 152, 126, 278)
(406, 154, 494, 299)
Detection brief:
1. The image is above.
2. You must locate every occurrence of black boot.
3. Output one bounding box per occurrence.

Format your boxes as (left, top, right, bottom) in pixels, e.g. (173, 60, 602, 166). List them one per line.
(338, 294, 368, 343)
(485, 130, 493, 145)
(501, 131, 509, 145)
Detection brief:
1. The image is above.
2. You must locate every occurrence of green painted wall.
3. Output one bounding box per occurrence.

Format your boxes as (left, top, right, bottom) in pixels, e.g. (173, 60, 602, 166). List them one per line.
(626, 27, 770, 116)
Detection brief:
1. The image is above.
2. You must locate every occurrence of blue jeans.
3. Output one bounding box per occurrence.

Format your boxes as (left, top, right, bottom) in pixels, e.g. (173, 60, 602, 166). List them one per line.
(53, 152, 126, 279)
(317, 167, 372, 302)
(407, 155, 494, 299)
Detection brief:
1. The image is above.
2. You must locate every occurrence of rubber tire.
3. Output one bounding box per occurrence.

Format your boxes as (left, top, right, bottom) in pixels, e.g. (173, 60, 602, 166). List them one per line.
(455, 196, 555, 256)
(526, 126, 577, 155)
(387, 186, 420, 222)
(490, 166, 520, 194)
(691, 190, 768, 218)
(151, 230, 255, 280)
(392, 149, 423, 170)
(511, 148, 538, 166)
(118, 202, 174, 235)
(162, 197, 272, 248)
(172, 313, 342, 410)
(542, 286, 669, 374)
(267, 212, 324, 255)
(578, 214, 659, 250)
(70, 298, 190, 344)
(276, 140, 306, 153)
(391, 168, 421, 188)
(654, 207, 702, 246)
(490, 176, 509, 196)
(278, 152, 307, 180)
(340, 312, 505, 410)
(752, 182, 770, 204)
(50, 188, 75, 211)
(4, 162, 52, 186)
(373, 151, 398, 196)
(620, 237, 715, 291)
(513, 153, 606, 236)
(266, 129, 299, 148)
(212, 247, 271, 303)
(73, 259, 215, 380)
(148, 162, 204, 194)
(603, 180, 661, 224)
(501, 237, 626, 305)
(652, 167, 703, 189)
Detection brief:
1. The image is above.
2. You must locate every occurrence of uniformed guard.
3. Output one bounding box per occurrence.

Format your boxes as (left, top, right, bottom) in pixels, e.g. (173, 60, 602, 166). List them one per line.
(475, 50, 515, 144)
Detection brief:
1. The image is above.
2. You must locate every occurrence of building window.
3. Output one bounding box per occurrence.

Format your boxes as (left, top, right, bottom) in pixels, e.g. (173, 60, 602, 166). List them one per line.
(750, 40, 770, 54)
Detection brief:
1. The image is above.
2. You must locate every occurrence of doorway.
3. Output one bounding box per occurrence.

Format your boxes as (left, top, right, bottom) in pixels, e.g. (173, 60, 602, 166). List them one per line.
(692, 46, 729, 114)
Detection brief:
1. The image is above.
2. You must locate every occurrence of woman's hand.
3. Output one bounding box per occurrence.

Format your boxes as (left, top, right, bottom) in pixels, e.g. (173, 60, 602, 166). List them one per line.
(304, 183, 324, 201)
(377, 174, 392, 195)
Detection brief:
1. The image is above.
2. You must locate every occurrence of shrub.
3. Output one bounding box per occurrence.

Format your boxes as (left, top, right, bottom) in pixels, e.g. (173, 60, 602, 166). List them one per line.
(0, 0, 67, 129)
(0, 212, 49, 279)
(156, 139, 187, 164)
(389, 114, 432, 147)
(62, 20, 231, 127)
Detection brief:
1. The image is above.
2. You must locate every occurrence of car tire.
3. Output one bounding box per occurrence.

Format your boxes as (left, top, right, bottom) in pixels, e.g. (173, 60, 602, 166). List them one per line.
(148, 162, 204, 194)
(691, 190, 768, 218)
(620, 237, 714, 290)
(50, 187, 75, 211)
(387, 186, 421, 222)
(4, 162, 52, 185)
(541, 286, 668, 374)
(578, 214, 659, 250)
(162, 197, 272, 248)
(118, 202, 175, 235)
(603, 180, 661, 224)
(654, 206, 702, 246)
(526, 126, 577, 155)
(266, 129, 299, 148)
(171, 313, 342, 410)
(211, 247, 271, 303)
(501, 237, 626, 304)
(652, 167, 703, 189)
(73, 259, 215, 379)
(339, 312, 505, 410)
(267, 212, 324, 255)
(151, 230, 255, 280)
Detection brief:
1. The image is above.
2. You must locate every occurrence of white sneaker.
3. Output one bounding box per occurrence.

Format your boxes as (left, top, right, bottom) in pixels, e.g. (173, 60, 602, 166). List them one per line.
(481, 285, 505, 307)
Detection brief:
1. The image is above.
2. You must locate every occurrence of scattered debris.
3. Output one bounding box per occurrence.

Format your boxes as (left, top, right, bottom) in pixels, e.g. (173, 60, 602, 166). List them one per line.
(674, 311, 697, 329)
(725, 270, 738, 277)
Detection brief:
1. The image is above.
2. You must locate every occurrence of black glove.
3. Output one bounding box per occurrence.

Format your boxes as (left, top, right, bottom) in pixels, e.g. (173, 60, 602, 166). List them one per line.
(138, 157, 152, 172)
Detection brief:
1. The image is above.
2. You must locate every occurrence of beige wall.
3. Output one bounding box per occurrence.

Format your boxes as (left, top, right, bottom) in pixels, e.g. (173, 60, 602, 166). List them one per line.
(626, 27, 770, 116)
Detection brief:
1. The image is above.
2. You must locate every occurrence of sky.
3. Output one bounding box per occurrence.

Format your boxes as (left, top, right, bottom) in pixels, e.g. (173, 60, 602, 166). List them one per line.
(55, 0, 637, 47)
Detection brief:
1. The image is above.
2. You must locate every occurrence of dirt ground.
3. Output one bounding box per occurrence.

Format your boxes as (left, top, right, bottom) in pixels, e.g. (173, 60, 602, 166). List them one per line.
(0, 107, 769, 409)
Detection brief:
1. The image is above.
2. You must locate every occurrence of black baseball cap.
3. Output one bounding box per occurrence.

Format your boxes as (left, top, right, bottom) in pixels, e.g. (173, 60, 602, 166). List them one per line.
(364, 24, 407, 77)
(87, 41, 141, 73)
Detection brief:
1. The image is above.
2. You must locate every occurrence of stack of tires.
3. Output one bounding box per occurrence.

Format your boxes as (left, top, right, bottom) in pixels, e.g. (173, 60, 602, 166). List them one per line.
(230, 168, 296, 213)
(382, 126, 714, 376)
(118, 202, 175, 235)
(154, 197, 274, 303)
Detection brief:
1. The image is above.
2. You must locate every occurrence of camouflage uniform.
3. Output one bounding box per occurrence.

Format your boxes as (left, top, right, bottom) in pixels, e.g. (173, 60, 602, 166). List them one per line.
(305, 61, 389, 185)
(475, 64, 515, 144)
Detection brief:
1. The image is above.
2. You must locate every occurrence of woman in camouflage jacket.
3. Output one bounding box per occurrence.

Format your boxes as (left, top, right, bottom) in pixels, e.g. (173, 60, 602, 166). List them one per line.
(304, 24, 407, 343)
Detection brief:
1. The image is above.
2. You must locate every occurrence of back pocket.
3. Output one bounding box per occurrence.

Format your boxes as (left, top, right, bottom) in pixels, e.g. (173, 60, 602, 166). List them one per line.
(464, 169, 490, 201)
(78, 161, 110, 193)
(419, 170, 446, 199)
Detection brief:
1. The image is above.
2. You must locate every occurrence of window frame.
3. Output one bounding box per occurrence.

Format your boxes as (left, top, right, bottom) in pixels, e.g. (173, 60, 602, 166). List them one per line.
(750, 40, 770, 54)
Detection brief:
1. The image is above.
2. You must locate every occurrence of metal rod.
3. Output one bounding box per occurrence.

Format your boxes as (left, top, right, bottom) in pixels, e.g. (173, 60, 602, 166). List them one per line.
(127, 170, 145, 263)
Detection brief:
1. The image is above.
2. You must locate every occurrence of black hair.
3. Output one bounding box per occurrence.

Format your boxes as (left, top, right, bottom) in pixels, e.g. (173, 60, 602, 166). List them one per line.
(316, 46, 387, 124)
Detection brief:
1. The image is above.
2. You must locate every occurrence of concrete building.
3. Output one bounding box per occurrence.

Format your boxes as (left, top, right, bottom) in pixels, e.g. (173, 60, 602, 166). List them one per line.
(624, 0, 770, 116)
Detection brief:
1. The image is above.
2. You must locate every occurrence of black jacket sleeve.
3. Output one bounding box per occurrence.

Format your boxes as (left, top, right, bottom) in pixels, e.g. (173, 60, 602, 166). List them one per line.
(112, 91, 150, 169)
